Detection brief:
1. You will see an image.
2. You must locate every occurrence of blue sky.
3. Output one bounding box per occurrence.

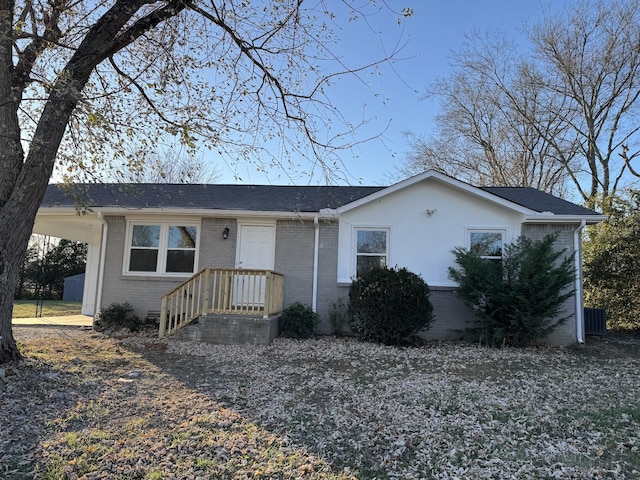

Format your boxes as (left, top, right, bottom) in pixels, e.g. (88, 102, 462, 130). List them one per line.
(213, 0, 572, 186)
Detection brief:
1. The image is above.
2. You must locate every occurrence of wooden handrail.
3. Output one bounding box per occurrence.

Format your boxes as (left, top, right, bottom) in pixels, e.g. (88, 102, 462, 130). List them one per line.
(159, 268, 284, 337)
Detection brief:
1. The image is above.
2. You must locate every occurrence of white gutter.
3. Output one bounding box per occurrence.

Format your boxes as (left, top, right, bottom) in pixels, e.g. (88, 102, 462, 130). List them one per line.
(95, 212, 108, 324)
(524, 214, 609, 223)
(37, 206, 333, 220)
(312, 217, 320, 312)
(574, 219, 587, 344)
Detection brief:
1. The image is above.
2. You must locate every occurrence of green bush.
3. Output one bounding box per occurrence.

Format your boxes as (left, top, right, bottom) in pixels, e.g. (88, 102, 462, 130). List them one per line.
(449, 233, 575, 347)
(348, 266, 434, 346)
(279, 302, 319, 339)
(583, 192, 640, 331)
(96, 302, 143, 332)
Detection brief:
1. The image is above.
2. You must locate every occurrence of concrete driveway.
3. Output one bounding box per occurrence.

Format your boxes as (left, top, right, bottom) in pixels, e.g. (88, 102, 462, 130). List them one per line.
(12, 315, 94, 327)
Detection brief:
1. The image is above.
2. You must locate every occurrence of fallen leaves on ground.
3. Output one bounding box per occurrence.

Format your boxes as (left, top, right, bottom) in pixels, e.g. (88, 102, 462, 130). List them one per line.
(2, 327, 639, 479)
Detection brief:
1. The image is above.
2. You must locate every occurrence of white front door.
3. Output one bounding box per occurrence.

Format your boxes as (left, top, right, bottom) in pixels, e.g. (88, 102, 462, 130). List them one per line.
(234, 224, 276, 307)
(236, 224, 276, 270)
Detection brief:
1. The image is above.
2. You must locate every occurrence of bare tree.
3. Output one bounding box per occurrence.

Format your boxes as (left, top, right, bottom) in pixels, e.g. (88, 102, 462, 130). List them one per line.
(0, 1, 411, 361)
(530, 0, 640, 202)
(117, 147, 220, 184)
(401, 32, 574, 197)
(404, 0, 640, 202)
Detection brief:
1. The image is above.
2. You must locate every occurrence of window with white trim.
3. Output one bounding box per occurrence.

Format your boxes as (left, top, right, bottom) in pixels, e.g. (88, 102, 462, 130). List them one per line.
(355, 228, 388, 277)
(469, 230, 504, 260)
(126, 222, 199, 275)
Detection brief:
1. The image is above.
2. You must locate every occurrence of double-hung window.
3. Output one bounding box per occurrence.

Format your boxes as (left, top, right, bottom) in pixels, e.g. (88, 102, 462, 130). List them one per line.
(468, 230, 504, 261)
(126, 222, 199, 275)
(355, 228, 388, 277)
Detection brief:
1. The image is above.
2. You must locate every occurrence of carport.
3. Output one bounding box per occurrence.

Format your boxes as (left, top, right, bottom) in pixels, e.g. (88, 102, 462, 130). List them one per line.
(33, 210, 104, 317)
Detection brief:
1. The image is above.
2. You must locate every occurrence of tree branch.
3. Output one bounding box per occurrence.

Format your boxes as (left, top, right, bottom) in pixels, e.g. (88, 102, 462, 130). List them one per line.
(13, 0, 65, 91)
(107, 55, 187, 134)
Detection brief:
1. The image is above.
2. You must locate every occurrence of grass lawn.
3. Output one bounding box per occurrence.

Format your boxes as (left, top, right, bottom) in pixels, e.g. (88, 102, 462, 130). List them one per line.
(3, 331, 639, 479)
(12, 300, 82, 318)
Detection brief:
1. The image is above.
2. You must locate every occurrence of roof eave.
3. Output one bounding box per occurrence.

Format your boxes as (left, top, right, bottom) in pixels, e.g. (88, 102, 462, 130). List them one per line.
(523, 214, 608, 224)
(36, 206, 333, 219)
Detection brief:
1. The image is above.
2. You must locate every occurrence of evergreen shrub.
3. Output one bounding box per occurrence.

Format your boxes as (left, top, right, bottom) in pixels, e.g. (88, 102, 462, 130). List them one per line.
(96, 302, 144, 332)
(449, 233, 575, 347)
(279, 302, 319, 339)
(348, 266, 434, 345)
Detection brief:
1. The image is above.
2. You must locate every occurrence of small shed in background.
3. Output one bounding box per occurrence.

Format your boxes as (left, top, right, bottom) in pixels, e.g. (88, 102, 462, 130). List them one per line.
(63, 273, 85, 302)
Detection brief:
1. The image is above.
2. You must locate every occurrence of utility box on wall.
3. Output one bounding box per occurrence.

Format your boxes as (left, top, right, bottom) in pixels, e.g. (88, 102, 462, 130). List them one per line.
(584, 307, 607, 336)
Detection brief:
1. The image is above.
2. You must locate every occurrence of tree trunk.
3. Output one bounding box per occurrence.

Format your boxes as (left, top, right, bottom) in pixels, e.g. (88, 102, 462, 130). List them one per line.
(0, 214, 35, 362)
(0, 91, 84, 361)
(0, 1, 26, 362)
(0, 71, 94, 362)
(14, 253, 24, 300)
(0, 1, 192, 362)
(0, 3, 125, 362)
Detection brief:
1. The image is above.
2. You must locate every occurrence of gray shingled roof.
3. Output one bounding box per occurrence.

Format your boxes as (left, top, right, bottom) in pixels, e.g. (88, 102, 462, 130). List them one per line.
(40, 183, 600, 216)
(40, 183, 386, 212)
(480, 187, 600, 216)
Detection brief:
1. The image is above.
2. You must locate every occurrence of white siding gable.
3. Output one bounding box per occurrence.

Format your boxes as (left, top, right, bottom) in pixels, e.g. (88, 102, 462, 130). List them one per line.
(337, 178, 524, 285)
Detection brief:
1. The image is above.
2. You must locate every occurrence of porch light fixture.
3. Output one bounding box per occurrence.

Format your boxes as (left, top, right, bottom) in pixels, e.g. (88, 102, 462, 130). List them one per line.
(222, 227, 230, 240)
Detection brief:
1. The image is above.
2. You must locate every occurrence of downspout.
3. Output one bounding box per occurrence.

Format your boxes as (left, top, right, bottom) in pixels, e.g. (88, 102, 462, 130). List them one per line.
(312, 216, 320, 312)
(95, 212, 108, 324)
(574, 219, 587, 344)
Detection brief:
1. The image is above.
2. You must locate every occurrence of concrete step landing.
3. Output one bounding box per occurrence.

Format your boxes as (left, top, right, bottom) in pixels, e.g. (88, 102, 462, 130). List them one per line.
(171, 314, 280, 345)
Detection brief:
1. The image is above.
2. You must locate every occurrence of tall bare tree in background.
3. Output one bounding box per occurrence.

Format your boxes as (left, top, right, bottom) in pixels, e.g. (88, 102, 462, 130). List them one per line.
(403, 0, 640, 202)
(0, 1, 412, 361)
(119, 147, 220, 184)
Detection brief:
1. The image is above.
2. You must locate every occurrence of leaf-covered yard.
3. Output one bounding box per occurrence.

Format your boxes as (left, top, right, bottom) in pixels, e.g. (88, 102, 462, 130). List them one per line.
(2, 327, 639, 479)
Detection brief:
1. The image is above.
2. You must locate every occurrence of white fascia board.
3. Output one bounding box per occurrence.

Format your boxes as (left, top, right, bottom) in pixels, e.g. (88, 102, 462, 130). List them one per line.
(117, 208, 327, 220)
(336, 169, 535, 215)
(524, 214, 608, 224)
(37, 206, 330, 220)
(37, 207, 91, 216)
